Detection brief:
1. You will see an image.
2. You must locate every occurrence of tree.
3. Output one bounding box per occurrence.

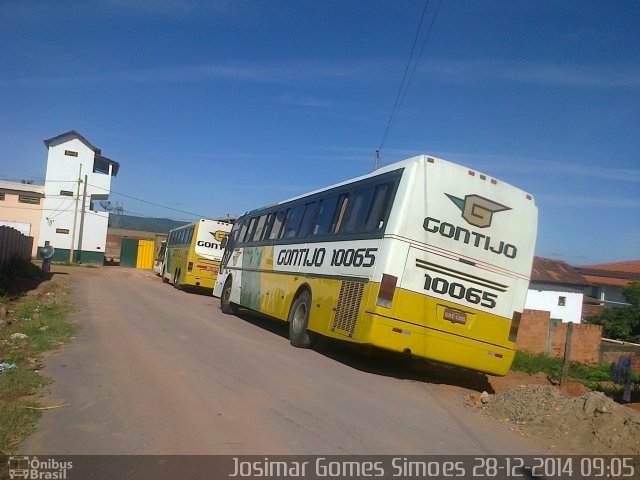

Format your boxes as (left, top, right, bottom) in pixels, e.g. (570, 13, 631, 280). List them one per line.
(586, 281, 640, 342)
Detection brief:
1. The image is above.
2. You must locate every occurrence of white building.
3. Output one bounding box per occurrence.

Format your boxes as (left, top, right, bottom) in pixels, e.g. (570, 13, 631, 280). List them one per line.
(38, 131, 120, 264)
(524, 257, 588, 323)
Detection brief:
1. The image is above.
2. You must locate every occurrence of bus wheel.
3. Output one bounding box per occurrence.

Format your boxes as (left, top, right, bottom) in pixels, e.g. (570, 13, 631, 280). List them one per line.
(174, 270, 182, 290)
(162, 267, 168, 283)
(288, 290, 315, 348)
(220, 278, 237, 315)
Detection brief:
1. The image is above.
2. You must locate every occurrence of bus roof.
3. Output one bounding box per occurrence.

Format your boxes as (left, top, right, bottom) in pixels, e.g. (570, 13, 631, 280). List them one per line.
(245, 154, 534, 216)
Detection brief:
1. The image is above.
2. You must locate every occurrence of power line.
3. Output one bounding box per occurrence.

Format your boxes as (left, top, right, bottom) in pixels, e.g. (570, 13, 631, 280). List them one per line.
(87, 183, 208, 218)
(376, 0, 443, 158)
(2, 179, 209, 218)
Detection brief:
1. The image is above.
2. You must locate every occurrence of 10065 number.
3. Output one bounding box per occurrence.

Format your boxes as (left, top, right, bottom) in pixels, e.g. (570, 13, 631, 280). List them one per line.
(424, 274, 497, 309)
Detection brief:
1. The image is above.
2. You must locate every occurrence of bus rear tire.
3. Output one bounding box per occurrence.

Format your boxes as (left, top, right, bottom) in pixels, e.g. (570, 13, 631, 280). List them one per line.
(288, 290, 315, 348)
(174, 270, 182, 290)
(221, 278, 237, 315)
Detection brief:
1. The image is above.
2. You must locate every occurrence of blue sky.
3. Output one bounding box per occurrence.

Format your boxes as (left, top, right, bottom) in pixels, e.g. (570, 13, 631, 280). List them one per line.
(1, 0, 638, 265)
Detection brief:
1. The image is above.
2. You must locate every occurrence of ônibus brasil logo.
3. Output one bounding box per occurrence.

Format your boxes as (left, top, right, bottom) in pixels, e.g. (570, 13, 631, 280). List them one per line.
(7, 456, 73, 479)
(446, 193, 510, 228)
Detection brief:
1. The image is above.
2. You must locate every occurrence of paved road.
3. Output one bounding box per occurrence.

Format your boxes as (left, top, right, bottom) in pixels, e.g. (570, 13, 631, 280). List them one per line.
(23, 266, 549, 455)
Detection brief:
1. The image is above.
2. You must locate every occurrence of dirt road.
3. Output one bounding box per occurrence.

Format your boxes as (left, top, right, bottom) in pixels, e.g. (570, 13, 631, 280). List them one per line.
(22, 266, 551, 455)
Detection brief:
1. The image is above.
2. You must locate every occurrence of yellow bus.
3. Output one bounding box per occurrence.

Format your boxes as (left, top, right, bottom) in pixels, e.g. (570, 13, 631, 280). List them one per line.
(163, 219, 232, 291)
(213, 155, 537, 375)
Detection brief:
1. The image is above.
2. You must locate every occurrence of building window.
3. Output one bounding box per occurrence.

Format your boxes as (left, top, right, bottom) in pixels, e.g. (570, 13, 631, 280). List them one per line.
(93, 157, 110, 174)
(60, 190, 73, 196)
(65, 150, 78, 157)
(0, 192, 4, 201)
(56, 228, 70, 234)
(18, 195, 40, 205)
(558, 296, 566, 306)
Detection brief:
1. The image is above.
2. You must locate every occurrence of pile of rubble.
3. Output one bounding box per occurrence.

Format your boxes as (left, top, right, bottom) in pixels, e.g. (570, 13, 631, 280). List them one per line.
(475, 384, 640, 454)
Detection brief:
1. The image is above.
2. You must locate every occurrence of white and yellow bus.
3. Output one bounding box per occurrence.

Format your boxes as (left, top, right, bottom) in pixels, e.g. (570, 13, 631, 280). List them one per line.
(213, 155, 537, 375)
(163, 219, 232, 291)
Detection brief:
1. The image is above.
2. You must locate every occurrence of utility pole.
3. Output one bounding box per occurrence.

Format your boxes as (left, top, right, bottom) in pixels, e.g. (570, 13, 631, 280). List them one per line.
(373, 149, 381, 171)
(77, 175, 88, 264)
(69, 165, 82, 263)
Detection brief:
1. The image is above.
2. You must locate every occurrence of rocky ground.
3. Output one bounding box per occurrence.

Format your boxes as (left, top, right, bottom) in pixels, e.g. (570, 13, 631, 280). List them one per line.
(465, 377, 640, 454)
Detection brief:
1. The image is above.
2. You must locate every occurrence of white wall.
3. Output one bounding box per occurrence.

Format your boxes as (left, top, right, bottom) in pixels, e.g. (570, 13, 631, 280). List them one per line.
(38, 136, 113, 257)
(525, 289, 584, 323)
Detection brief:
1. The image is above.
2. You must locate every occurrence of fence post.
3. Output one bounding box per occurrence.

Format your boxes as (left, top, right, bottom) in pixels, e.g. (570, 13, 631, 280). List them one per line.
(560, 322, 574, 386)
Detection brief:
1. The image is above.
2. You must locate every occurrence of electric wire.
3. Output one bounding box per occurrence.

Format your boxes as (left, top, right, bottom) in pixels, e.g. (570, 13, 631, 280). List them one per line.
(377, 0, 443, 154)
(87, 183, 208, 218)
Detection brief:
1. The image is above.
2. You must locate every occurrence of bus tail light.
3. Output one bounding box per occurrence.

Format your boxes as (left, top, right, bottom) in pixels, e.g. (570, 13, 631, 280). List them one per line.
(377, 274, 397, 308)
(508, 311, 522, 342)
(188, 262, 193, 272)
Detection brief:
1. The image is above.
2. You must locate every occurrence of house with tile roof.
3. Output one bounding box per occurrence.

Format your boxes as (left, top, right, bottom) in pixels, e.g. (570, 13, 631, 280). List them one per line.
(576, 260, 640, 307)
(0, 181, 45, 257)
(525, 257, 590, 323)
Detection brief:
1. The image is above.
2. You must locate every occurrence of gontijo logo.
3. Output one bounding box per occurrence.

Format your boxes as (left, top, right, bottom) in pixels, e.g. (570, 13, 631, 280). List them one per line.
(212, 230, 229, 242)
(196, 231, 229, 250)
(446, 193, 510, 228)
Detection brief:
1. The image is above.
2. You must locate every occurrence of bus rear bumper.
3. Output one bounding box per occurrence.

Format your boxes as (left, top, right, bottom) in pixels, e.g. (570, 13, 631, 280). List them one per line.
(363, 313, 515, 376)
(184, 273, 215, 289)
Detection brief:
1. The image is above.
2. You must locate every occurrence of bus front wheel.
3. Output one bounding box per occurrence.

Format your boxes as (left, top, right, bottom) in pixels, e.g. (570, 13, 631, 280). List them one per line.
(288, 290, 315, 348)
(221, 278, 237, 315)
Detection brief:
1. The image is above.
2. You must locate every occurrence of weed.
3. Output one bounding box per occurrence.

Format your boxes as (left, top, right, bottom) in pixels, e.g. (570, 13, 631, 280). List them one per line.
(0, 288, 76, 453)
(512, 351, 639, 397)
(0, 401, 41, 454)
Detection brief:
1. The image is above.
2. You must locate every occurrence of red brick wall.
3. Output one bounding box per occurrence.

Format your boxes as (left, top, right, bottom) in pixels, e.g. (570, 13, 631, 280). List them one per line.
(515, 309, 550, 355)
(516, 309, 602, 364)
(601, 345, 640, 371)
(549, 322, 602, 364)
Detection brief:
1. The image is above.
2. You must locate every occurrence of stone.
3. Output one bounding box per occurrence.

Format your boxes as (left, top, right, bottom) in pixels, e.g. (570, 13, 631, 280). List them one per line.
(10, 332, 28, 340)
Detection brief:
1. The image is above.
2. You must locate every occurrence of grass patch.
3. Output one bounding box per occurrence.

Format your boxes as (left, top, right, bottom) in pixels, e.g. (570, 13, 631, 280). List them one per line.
(0, 401, 42, 453)
(0, 288, 77, 454)
(512, 351, 639, 395)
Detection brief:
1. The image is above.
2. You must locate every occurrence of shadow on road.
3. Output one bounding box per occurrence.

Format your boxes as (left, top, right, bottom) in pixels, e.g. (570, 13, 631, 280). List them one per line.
(233, 307, 494, 394)
(1, 259, 69, 297)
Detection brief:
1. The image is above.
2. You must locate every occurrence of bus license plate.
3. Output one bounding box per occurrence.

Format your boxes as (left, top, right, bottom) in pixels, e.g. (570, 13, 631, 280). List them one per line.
(443, 308, 467, 325)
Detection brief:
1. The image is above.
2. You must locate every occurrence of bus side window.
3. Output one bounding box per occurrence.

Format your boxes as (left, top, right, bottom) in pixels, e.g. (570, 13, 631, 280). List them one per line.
(342, 186, 375, 233)
(187, 227, 194, 245)
(297, 202, 317, 238)
(312, 195, 339, 236)
(269, 210, 287, 240)
(364, 183, 390, 231)
(283, 204, 306, 238)
(251, 215, 268, 242)
(332, 194, 350, 233)
(244, 217, 258, 243)
(237, 221, 249, 245)
(262, 212, 276, 240)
